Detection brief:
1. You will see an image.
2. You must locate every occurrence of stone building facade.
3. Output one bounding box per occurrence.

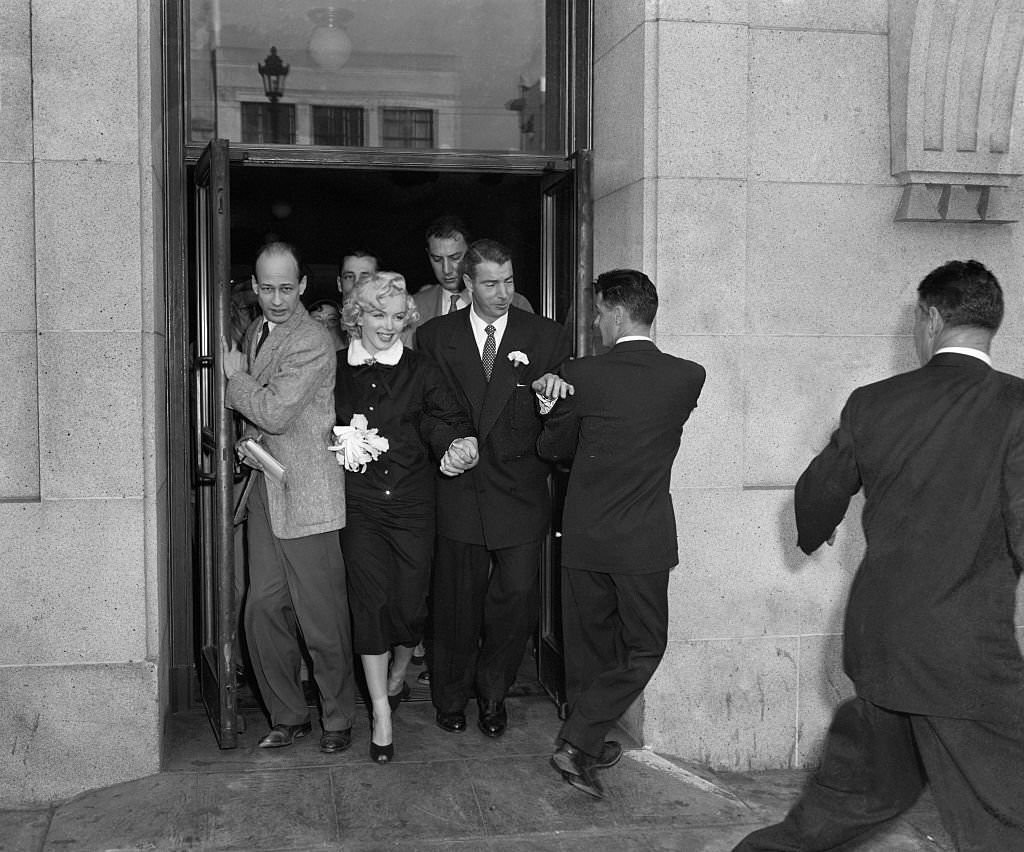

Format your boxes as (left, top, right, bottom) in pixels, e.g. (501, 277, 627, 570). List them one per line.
(1, 0, 1022, 805)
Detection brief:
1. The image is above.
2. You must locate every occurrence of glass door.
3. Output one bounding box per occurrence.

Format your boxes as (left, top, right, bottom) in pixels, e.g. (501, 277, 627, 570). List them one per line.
(192, 139, 240, 748)
(536, 149, 592, 714)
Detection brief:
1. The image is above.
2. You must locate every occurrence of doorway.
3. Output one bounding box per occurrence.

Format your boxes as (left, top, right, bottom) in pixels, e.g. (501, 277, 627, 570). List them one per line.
(171, 148, 586, 745)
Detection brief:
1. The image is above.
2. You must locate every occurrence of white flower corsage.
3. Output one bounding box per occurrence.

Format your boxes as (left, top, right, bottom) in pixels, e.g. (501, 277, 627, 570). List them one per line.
(508, 351, 530, 367)
(328, 413, 390, 473)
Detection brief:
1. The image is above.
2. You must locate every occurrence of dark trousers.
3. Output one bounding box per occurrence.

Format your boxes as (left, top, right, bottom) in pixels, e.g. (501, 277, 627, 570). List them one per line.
(733, 696, 1024, 852)
(245, 478, 356, 731)
(557, 566, 670, 757)
(429, 536, 541, 713)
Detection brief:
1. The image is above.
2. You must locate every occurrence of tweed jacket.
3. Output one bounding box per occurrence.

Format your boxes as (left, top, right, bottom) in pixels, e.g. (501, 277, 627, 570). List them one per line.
(227, 308, 345, 539)
(795, 352, 1024, 723)
(416, 306, 569, 548)
(537, 340, 706, 574)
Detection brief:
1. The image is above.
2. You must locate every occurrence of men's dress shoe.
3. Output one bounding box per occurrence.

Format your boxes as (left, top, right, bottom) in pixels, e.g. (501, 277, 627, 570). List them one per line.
(551, 743, 604, 799)
(476, 699, 507, 738)
(319, 728, 352, 754)
(417, 669, 431, 685)
(593, 740, 623, 769)
(387, 681, 411, 712)
(435, 710, 466, 733)
(258, 721, 312, 748)
(566, 766, 604, 799)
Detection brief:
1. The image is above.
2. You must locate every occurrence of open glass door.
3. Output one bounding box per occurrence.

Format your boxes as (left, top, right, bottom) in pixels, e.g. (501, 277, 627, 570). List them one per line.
(192, 139, 239, 748)
(537, 150, 593, 716)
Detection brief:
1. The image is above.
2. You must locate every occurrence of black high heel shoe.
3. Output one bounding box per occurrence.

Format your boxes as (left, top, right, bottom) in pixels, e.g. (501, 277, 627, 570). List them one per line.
(387, 681, 411, 712)
(370, 740, 394, 763)
(370, 707, 395, 764)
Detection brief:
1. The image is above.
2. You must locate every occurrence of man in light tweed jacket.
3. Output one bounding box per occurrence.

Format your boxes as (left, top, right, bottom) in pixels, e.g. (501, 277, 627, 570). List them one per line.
(224, 241, 355, 754)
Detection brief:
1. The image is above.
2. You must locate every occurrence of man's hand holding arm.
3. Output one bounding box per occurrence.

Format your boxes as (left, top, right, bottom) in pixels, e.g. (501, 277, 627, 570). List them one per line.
(532, 372, 574, 415)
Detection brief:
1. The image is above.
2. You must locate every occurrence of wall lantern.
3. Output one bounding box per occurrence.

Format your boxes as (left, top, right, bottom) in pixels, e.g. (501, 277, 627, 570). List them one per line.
(257, 46, 289, 103)
(308, 7, 353, 71)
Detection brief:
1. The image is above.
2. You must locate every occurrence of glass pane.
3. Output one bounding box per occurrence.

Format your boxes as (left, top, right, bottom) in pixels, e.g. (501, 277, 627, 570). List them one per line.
(187, 0, 560, 153)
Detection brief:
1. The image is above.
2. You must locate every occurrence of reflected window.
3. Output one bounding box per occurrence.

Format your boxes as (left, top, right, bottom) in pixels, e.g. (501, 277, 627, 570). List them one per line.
(382, 108, 434, 149)
(187, 0, 567, 153)
(241, 102, 296, 144)
(312, 106, 365, 146)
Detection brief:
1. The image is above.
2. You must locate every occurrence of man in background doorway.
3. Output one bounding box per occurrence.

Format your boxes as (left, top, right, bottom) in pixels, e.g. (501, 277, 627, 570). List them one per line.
(537, 269, 706, 799)
(337, 249, 378, 302)
(223, 241, 356, 755)
(413, 215, 533, 327)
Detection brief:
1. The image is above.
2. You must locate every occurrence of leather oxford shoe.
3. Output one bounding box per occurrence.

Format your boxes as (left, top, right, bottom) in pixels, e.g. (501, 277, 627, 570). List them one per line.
(551, 743, 604, 799)
(476, 699, 507, 738)
(319, 728, 352, 754)
(435, 710, 466, 733)
(258, 721, 311, 748)
(593, 740, 623, 769)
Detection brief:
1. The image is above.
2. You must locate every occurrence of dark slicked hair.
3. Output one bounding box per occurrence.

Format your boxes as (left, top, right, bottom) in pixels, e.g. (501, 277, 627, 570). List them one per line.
(594, 269, 658, 326)
(255, 241, 301, 276)
(425, 215, 471, 244)
(917, 260, 1003, 331)
(463, 238, 512, 280)
(337, 248, 380, 276)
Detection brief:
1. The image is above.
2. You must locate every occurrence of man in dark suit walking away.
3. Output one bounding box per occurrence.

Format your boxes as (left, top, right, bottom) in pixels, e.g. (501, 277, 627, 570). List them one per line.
(416, 239, 570, 739)
(733, 260, 1024, 851)
(536, 269, 706, 799)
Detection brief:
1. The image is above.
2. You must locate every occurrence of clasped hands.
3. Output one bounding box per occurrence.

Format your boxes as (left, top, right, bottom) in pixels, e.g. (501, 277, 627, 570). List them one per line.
(440, 437, 479, 477)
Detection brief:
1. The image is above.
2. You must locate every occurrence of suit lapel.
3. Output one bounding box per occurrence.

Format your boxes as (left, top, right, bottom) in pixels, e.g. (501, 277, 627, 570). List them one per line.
(443, 311, 488, 426)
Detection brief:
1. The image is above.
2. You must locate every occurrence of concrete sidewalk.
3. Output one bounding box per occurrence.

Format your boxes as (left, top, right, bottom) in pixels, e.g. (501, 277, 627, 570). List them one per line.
(1, 694, 952, 851)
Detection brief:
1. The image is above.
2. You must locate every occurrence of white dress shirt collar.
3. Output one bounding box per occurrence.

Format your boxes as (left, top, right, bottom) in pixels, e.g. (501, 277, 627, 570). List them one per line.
(616, 335, 653, 344)
(469, 309, 509, 357)
(934, 346, 992, 367)
(347, 337, 405, 366)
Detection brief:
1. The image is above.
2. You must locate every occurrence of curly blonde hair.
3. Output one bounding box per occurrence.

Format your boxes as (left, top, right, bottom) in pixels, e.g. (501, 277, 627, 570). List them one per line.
(341, 271, 420, 337)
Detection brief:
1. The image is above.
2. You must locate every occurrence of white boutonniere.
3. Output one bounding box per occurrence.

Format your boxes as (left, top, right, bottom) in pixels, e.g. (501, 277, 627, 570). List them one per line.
(328, 413, 390, 473)
(508, 351, 530, 387)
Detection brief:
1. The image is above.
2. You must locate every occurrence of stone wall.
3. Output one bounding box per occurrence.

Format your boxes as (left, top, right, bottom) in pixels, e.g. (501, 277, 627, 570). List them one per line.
(0, 1, 165, 804)
(592, 0, 1024, 770)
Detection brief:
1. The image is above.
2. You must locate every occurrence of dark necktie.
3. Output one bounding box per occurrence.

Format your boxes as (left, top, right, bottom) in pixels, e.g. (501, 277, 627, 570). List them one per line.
(482, 324, 496, 380)
(253, 322, 270, 358)
(448, 294, 460, 313)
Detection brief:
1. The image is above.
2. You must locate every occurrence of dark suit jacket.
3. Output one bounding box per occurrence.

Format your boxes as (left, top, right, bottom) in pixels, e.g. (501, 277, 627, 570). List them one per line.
(537, 340, 706, 574)
(796, 352, 1024, 722)
(416, 306, 570, 548)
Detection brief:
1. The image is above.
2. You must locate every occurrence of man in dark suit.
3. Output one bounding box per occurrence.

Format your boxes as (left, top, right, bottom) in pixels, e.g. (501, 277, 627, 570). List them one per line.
(413, 216, 532, 328)
(535, 269, 706, 799)
(416, 238, 571, 738)
(733, 260, 1024, 851)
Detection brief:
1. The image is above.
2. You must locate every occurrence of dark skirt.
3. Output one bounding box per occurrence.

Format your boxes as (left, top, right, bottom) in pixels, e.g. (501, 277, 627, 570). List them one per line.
(341, 494, 434, 655)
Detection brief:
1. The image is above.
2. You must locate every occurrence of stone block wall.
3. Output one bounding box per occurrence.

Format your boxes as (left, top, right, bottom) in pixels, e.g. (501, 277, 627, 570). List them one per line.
(0, 1, 165, 804)
(592, 0, 1024, 770)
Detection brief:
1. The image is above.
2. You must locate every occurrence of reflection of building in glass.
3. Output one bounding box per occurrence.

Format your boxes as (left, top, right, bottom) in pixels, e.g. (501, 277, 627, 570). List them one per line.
(506, 76, 545, 153)
(206, 47, 466, 148)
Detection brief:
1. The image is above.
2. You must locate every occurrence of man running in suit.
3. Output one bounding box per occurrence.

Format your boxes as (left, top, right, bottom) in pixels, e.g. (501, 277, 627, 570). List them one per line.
(536, 269, 706, 799)
(416, 238, 570, 738)
(223, 241, 356, 754)
(413, 216, 533, 327)
(733, 259, 1024, 850)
